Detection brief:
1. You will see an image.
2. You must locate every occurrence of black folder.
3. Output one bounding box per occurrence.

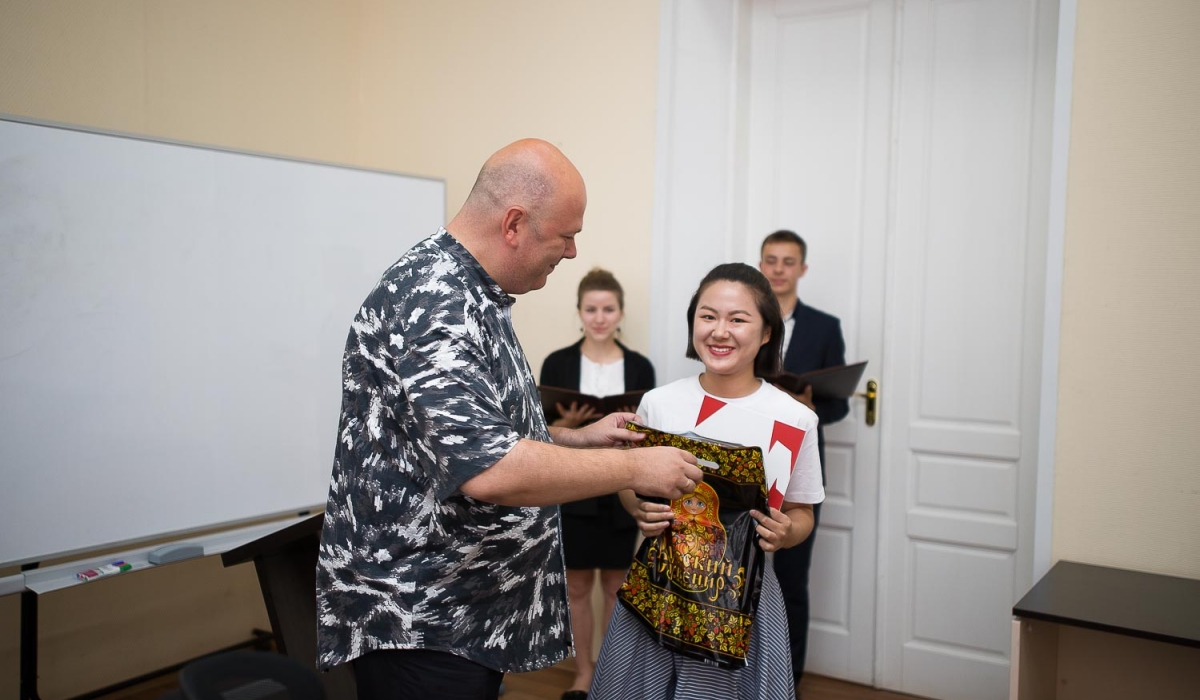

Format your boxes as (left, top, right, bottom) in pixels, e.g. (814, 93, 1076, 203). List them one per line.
(769, 361, 868, 400)
(538, 385, 649, 420)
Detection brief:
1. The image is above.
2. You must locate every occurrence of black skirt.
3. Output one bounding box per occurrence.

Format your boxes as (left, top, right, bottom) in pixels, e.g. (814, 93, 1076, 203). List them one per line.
(561, 493, 639, 570)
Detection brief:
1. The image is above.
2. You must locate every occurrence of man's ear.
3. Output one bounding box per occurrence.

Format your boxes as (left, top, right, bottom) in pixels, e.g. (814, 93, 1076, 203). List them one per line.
(501, 206, 527, 249)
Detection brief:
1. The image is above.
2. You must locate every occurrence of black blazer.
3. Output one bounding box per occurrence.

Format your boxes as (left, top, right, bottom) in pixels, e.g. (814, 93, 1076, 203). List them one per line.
(539, 339, 656, 519)
(539, 339, 656, 397)
(783, 300, 850, 475)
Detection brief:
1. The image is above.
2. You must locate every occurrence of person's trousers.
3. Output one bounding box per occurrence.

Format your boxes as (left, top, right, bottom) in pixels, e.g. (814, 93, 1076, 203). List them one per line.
(353, 648, 504, 700)
(772, 499, 822, 683)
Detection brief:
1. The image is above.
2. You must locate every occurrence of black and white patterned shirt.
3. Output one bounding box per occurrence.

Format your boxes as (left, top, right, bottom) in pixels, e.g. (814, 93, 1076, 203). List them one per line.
(315, 228, 569, 672)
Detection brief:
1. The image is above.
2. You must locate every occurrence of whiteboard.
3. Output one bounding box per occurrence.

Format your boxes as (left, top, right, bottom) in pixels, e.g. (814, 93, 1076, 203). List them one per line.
(0, 117, 445, 566)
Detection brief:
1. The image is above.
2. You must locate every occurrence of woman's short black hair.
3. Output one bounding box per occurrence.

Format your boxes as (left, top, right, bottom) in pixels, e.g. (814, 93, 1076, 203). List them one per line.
(684, 263, 784, 377)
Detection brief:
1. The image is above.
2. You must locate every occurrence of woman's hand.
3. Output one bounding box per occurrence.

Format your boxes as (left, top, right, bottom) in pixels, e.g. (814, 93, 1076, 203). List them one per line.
(750, 505, 812, 552)
(552, 401, 600, 428)
(619, 489, 674, 537)
(632, 499, 675, 538)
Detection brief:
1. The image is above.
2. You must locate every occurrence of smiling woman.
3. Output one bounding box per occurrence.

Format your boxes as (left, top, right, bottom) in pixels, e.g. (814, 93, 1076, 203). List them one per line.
(539, 267, 656, 699)
(591, 263, 823, 700)
(684, 263, 786, 397)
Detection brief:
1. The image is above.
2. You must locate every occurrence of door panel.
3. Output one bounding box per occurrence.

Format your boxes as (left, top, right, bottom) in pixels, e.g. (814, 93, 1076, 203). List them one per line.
(745, 0, 893, 684)
(911, 544, 1015, 654)
(809, 437, 857, 665)
(879, 0, 1054, 698)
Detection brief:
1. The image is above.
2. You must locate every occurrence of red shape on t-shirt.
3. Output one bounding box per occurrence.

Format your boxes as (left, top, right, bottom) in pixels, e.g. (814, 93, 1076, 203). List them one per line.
(695, 395, 727, 426)
(769, 421, 806, 469)
(768, 480, 786, 510)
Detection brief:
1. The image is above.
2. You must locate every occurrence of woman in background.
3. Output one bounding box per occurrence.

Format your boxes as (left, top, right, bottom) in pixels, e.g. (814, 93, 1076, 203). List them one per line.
(540, 268, 655, 700)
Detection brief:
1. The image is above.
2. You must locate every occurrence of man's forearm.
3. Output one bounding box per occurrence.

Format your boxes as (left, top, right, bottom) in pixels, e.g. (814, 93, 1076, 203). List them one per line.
(548, 425, 585, 447)
(460, 438, 634, 506)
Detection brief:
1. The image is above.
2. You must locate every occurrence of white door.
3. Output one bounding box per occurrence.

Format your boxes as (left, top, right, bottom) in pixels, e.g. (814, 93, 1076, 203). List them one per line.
(653, 0, 1055, 697)
(876, 1, 1056, 698)
(741, 0, 896, 684)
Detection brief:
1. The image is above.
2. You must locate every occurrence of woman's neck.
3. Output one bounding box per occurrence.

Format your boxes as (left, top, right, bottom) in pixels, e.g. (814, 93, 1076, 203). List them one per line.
(581, 336, 622, 363)
(698, 371, 761, 399)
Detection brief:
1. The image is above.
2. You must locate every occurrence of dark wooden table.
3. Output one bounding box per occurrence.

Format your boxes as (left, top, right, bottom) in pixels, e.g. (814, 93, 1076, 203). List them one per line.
(1012, 560, 1200, 648)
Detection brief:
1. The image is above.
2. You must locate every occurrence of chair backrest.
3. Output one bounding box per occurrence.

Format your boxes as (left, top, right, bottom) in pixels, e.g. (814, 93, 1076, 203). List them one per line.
(178, 651, 325, 700)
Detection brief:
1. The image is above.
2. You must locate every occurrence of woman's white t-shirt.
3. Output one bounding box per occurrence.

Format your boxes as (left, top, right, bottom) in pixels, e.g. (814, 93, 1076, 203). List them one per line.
(636, 376, 825, 505)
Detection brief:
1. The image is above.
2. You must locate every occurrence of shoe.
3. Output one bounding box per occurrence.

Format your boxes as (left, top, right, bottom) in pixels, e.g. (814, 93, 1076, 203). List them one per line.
(561, 691, 588, 700)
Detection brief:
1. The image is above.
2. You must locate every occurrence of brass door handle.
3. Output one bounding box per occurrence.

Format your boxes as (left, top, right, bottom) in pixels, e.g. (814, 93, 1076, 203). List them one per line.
(855, 379, 878, 427)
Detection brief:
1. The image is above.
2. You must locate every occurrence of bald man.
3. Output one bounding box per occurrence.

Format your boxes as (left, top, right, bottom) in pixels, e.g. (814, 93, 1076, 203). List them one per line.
(315, 140, 702, 700)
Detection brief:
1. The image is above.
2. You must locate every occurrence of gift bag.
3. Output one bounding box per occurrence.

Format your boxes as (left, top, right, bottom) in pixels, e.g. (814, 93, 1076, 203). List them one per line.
(616, 423, 768, 669)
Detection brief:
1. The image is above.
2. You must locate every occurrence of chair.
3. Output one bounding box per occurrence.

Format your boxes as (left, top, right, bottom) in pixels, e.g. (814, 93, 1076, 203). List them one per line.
(177, 650, 325, 700)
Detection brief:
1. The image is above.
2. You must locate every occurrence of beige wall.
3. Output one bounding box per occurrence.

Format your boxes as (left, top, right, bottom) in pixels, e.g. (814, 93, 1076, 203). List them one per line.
(1053, 0, 1200, 579)
(350, 1, 661, 372)
(0, 0, 659, 369)
(10, 0, 1198, 695)
(0, 1, 658, 697)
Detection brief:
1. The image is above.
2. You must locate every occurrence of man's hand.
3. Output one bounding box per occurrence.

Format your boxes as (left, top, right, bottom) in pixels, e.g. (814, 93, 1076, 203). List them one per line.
(628, 446, 703, 501)
(544, 413, 702, 502)
(556, 411, 644, 448)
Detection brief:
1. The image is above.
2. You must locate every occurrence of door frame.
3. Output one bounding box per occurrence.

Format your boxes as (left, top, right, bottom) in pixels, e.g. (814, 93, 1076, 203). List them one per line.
(1033, 0, 1075, 585)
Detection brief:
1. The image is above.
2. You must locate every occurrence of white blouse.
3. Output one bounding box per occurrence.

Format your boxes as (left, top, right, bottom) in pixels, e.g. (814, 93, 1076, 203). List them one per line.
(579, 355, 625, 397)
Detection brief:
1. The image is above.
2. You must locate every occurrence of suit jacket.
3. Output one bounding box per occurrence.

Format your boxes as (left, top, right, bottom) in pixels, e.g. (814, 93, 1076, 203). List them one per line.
(783, 299, 850, 477)
(540, 339, 656, 519)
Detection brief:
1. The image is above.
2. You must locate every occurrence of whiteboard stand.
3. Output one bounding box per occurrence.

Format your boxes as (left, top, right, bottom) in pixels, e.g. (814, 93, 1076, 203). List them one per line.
(17, 514, 319, 700)
(20, 563, 37, 700)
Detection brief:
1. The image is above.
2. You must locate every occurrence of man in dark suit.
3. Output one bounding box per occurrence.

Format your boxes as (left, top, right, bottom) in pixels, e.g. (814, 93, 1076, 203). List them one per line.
(759, 229, 850, 697)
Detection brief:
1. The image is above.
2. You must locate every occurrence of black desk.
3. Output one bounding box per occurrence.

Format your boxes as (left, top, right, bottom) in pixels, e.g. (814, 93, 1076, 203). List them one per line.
(1012, 560, 1200, 648)
(1009, 560, 1200, 700)
(222, 513, 356, 699)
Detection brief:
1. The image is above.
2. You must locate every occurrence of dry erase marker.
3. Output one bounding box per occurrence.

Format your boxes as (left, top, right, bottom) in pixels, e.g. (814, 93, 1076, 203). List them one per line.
(77, 562, 111, 581)
(76, 560, 132, 581)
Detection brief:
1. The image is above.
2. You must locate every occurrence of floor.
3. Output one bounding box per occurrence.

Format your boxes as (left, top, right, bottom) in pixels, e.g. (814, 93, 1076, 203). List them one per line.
(104, 657, 922, 700)
(500, 661, 920, 700)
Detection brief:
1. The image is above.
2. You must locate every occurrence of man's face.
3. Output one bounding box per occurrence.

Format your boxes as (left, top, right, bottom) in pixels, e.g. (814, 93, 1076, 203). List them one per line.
(516, 187, 585, 293)
(759, 241, 807, 299)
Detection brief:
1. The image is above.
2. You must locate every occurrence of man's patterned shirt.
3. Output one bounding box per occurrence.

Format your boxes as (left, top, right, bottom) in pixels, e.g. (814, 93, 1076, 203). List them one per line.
(315, 228, 570, 672)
